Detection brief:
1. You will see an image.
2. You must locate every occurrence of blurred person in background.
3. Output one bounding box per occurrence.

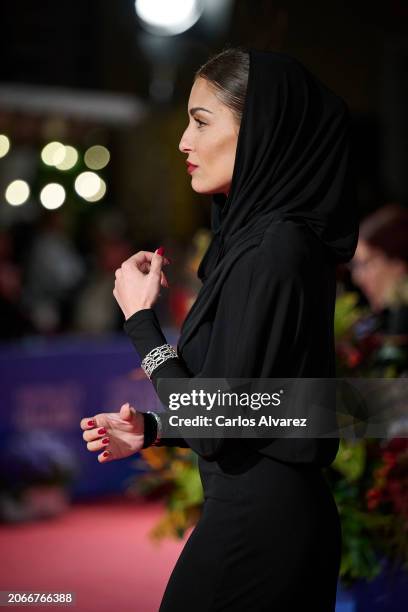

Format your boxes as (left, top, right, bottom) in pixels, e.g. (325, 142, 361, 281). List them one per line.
(22, 211, 85, 335)
(0, 230, 32, 340)
(73, 214, 134, 335)
(349, 203, 408, 374)
(167, 229, 212, 329)
(351, 203, 408, 315)
(80, 48, 359, 610)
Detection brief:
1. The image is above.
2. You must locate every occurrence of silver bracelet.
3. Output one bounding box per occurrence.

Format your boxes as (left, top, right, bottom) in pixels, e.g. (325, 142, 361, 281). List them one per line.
(141, 343, 178, 379)
(146, 411, 162, 446)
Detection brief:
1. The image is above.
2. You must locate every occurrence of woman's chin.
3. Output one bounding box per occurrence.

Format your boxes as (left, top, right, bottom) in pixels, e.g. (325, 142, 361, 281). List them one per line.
(190, 179, 226, 196)
(190, 181, 212, 195)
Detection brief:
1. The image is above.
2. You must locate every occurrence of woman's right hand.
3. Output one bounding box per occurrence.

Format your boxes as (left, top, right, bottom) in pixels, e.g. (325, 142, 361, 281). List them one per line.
(80, 403, 144, 463)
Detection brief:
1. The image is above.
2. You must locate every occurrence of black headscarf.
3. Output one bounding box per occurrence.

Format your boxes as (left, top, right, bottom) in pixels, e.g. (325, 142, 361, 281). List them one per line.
(178, 48, 359, 353)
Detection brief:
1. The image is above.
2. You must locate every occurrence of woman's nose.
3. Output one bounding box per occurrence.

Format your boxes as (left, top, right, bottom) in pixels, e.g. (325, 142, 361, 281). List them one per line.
(178, 138, 190, 153)
(178, 128, 192, 153)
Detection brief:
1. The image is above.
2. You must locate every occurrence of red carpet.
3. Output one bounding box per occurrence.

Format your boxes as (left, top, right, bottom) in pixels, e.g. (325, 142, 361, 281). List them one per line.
(0, 496, 190, 612)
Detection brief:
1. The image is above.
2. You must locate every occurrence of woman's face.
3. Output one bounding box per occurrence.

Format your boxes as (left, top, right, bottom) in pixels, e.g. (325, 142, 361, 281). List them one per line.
(350, 239, 407, 311)
(178, 77, 240, 196)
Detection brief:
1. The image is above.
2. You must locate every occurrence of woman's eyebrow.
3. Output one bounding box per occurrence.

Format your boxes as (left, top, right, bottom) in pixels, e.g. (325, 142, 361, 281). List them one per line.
(189, 106, 213, 116)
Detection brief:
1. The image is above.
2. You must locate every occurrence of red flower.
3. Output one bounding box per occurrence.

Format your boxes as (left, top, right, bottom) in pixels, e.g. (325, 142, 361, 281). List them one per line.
(346, 348, 363, 368)
(337, 344, 363, 369)
(366, 487, 382, 510)
(382, 452, 398, 468)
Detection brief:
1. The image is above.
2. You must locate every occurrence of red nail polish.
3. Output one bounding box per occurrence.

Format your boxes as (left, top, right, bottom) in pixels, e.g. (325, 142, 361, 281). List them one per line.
(102, 438, 109, 444)
(88, 420, 95, 427)
(157, 246, 165, 256)
(98, 428, 106, 435)
(103, 451, 110, 457)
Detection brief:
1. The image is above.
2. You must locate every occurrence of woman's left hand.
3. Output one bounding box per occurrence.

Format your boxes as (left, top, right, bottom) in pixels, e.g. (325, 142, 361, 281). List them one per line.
(113, 249, 170, 320)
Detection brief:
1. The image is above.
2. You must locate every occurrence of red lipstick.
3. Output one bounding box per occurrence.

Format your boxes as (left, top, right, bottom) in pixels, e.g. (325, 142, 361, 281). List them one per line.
(186, 162, 198, 174)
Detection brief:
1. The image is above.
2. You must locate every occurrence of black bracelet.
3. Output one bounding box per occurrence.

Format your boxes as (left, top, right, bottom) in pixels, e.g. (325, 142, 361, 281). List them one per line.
(142, 412, 158, 449)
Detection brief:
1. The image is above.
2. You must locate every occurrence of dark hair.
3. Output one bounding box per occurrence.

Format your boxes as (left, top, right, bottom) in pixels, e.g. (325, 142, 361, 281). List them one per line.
(194, 47, 250, 125)
(359, 203, 408, 262)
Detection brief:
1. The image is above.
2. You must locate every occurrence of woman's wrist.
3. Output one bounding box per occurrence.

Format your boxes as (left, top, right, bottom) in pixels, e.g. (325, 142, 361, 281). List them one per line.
(123, 308, 168, 358)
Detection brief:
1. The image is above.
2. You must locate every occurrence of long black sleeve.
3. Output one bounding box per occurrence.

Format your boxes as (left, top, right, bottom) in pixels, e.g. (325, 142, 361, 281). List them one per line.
(124, 308, 191, 450)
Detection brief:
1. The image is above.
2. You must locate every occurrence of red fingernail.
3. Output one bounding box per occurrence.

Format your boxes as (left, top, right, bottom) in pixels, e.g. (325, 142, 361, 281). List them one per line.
(88, 420, 95, 427)
(103, 451, 110, 457)
(157, 246, 165, 256)
(98, 428, 106, 435)
(102, 438, 109, 444)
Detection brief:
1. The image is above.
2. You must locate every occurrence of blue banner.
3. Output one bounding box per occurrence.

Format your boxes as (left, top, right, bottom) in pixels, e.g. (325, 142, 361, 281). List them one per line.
(0, 329, 178, 499)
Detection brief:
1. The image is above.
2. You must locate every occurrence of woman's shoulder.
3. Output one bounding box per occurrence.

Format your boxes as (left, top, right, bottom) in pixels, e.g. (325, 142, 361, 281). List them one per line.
(225, 219, 331, 288)
(257, 219, 321, 275)
(262, 217, 318, 248)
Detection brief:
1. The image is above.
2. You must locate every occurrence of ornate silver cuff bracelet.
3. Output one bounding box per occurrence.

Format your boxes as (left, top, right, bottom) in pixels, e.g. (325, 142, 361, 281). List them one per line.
(141, 343, 178, 379)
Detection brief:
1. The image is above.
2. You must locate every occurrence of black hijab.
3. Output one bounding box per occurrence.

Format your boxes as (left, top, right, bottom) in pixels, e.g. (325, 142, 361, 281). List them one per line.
(178, 48, 359, 353)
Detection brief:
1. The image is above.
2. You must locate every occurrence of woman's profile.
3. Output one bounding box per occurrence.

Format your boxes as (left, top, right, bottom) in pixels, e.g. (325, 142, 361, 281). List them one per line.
(80, 48, 359, 610)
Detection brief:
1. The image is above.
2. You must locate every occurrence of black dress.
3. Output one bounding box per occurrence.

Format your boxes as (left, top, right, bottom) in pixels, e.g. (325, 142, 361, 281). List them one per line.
(124, 49, 359, 611)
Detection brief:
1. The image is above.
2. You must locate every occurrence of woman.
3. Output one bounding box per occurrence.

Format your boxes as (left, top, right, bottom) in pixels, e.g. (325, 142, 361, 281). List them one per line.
(80, 48, 359, 610)
(350, 203, 408, 375)
(350, 203, 408, 314)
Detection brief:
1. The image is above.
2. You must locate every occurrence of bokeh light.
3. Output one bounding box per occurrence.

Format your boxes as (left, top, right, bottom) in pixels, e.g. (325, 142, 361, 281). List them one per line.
(84, 145, 110, 170)
(83, 178, 107, 202)
(56, 145, 79, 171)
(135, 0, 202, 36)
(40, 183, 66, 210)
(41, 141, 66, 166)
(5, 180, 30, 206)
(0, 134, 11, 158)
(74, 171, 102, 199)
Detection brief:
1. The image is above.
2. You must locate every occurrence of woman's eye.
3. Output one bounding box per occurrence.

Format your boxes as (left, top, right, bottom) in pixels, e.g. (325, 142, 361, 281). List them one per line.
(194, 118, 206, 128)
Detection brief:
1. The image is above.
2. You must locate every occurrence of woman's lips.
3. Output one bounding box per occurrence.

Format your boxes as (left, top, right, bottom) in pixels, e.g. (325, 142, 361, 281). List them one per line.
(187, 163, 198, 174)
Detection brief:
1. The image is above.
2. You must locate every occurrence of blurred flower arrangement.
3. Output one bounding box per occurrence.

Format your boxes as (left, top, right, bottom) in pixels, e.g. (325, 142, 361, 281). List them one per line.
(335, 291, 407, 378)
(324, 290, 408, 585)
(325, 436, 408, 586)
(128, 271, 408, 586)
(129, 446, 202, 541)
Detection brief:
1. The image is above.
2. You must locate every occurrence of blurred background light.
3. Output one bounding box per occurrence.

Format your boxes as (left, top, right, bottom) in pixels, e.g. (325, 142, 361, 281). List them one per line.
(135, 0, 203, 36)
(41, 141, 66, 166)
(55, 145, 79, 171)
(39, 183, 66, 210)
(0, 134, 11, 158)
(5, 179, 30, 206)
(83, 178, 107, 203)
(0, 84, 145, 124)
(84, 145, 110, 170)
(74, 171, 102, 199)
